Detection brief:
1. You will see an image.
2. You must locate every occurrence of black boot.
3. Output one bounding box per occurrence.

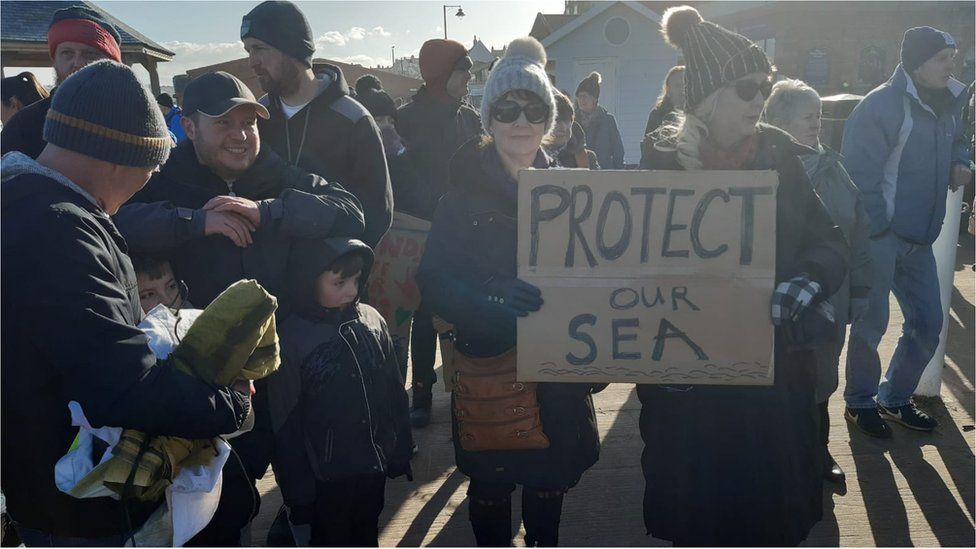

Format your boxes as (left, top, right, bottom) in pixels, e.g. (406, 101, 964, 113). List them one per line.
(410, 382, 433, 428)
(469, 495, 512, 547)
(522, 489, 564, 547)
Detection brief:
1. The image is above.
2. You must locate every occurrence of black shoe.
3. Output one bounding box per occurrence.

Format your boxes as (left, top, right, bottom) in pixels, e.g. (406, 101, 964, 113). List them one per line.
(845, 406, 892, 438)
(410, 384, 433, 429)
(880, 401, 938, 431)
(823, 451, 845, 484)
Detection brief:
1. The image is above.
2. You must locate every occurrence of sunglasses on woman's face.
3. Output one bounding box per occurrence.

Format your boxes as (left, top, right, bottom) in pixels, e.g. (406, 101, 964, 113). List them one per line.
(490, 100, 550, 124)
(731, 78, 774, 102)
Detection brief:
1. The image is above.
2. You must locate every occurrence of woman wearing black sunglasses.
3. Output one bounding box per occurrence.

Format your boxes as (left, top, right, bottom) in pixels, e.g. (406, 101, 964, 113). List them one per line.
(416, 37, 601, 547)
(637, 6, 849, 546)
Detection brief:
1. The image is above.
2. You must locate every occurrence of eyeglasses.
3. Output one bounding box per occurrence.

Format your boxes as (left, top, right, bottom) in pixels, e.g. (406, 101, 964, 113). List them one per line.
(731, 78, 773, 102)
(490, 100, 550, 124)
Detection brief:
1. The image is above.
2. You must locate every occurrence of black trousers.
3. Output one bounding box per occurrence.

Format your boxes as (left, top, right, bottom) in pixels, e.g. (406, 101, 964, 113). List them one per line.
(819, 400, 831, 462)
(410, 303, 437, 388)
(311, 474, 387, 547)
(467, 478, 566, 547)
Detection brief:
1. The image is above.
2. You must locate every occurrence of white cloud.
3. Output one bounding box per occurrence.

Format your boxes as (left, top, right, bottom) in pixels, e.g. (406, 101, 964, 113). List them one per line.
(315, 26, 391, 50)
(330, 54, 389, 68)
(316, 31, 347, 47)
(347, 27, 367, 41)
(153, 40, 247, 87)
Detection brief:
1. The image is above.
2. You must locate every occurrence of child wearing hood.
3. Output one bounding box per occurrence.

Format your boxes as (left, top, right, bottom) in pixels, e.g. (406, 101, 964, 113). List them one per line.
(269, 237, 413, 546)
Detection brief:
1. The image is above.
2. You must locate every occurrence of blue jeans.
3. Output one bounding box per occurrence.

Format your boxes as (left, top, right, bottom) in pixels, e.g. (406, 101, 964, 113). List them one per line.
(14, 525, 128, 547)
(845, 231, 943, 408)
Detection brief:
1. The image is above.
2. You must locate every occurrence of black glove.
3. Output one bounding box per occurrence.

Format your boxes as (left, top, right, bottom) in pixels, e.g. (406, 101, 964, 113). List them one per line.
(387, 460, 413, 481)
(483, 277, 544, 317)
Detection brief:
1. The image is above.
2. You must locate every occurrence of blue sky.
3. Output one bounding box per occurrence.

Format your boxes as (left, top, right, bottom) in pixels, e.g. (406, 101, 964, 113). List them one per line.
(26, 0, 565, 87)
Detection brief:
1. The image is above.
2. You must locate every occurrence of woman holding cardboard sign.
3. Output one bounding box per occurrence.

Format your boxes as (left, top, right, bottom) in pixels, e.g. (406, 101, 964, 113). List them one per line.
(636, 6, 849, 546)
(416, 37, 601, 547)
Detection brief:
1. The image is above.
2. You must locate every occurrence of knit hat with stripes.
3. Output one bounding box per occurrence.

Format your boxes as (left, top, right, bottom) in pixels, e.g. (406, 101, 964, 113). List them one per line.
(44, 60, 171, 168)
(480, 36, 556, 135)
(660, 5, 771, 111)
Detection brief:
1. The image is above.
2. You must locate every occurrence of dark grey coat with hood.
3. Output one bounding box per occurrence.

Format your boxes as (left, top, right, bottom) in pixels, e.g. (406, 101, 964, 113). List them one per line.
(270, 238, 413, 508)
(258, 64, 393, 247)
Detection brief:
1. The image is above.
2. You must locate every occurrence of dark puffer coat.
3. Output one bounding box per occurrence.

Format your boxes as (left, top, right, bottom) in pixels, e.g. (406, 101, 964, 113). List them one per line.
(416, 138, 600, 490)
(115, 141, 365, 311)
(637, 124, 849, 546)
(396, 86, 483, 219)
(271, 238, 413, 508)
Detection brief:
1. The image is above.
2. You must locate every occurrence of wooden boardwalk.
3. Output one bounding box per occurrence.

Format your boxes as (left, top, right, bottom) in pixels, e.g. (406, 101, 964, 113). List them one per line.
(253, 236, 976, 547)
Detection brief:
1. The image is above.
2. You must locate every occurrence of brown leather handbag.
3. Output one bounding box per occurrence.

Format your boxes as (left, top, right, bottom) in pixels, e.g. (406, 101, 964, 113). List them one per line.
(452, 349, 550, 452)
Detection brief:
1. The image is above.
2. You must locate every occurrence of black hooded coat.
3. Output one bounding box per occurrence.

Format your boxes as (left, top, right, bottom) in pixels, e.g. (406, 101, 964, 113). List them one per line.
(636, 125, 849, 546)
(269, 238, 413, 508)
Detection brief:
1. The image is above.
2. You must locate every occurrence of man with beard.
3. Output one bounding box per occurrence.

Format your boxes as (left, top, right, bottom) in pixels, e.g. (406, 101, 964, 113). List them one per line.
(114, 71, 365, 545)
(241, 0, 393, 247)
(1, 5, 121, 158)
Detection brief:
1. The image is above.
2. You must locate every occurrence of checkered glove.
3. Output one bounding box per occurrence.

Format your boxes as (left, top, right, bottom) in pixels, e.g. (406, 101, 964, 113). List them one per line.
(771, 274, 821, 326)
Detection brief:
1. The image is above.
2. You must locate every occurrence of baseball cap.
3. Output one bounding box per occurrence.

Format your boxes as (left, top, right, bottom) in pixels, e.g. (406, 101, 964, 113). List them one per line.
(182, 71, 270, 119)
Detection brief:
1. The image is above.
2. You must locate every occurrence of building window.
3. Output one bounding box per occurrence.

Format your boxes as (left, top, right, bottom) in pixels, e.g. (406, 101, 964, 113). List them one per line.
(803, 48, 831, 89)
(604, 17, 630, 46)
(857, 46, 886, 92)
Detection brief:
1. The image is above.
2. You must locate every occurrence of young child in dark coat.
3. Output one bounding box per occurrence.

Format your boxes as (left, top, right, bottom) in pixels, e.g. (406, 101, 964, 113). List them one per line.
(270, 237, 413, 547)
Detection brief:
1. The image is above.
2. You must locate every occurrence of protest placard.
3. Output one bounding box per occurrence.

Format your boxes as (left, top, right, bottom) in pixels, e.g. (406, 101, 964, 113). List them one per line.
(517, 169, 779, 385)
(367, 212, 431, 361)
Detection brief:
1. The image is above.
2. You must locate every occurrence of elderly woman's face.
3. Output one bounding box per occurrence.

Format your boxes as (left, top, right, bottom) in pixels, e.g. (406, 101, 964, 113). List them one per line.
(490, 93, 548, 160)
(782, 99, 822, 149)
(707, 72, 770, 145)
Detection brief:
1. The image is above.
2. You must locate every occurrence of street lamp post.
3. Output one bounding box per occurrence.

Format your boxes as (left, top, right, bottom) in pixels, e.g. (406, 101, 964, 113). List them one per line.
(442, 4, 465, 39)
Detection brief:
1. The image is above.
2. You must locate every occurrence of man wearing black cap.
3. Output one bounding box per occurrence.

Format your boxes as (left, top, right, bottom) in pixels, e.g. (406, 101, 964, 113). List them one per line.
(842, 26, 972, 437)
(115, 70, 366, 545)
(240, 0, 393, 248)
(1, 5, 122, 159)
(2, 61, 253, 547)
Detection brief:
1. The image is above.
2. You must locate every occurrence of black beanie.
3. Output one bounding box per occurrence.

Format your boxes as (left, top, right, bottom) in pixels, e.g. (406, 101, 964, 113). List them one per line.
(576, 71, 601, 99)
(355, 75, 397, 120)
(901, 26, 956, 74)
(241, 1, 315, 68)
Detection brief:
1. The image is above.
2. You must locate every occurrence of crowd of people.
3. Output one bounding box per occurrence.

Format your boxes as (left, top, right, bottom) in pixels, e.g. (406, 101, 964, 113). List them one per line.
(0, 1, 973, 547)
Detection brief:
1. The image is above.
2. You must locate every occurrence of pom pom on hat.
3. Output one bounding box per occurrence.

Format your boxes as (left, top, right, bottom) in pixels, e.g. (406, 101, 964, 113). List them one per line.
(660, 5, 703, 49)
(503, 36, 547, 67)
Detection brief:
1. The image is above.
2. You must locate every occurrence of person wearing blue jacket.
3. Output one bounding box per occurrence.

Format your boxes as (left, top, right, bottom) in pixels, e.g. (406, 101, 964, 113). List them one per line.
(157, 93, 186, 143)
(841, 26, 972, 437)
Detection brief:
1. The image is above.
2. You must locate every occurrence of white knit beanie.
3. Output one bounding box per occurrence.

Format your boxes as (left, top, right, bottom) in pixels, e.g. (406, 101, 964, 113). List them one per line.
(480, 36, 556, 135)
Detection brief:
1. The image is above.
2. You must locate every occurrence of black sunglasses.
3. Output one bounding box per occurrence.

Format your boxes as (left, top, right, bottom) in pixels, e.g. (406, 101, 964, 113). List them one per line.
(731, 78, 774, 102)
(490, 100, 550, 124)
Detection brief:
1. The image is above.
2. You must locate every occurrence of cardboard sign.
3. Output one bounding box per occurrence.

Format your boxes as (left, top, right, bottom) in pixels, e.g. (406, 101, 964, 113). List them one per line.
(367, 212, 431, 351)
(517, 169, 778, 385)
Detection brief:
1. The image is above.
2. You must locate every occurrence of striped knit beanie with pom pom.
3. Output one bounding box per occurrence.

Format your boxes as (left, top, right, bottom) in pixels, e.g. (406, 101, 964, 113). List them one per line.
(480, 36, 556, 135)
(660, 5, 771, 110)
